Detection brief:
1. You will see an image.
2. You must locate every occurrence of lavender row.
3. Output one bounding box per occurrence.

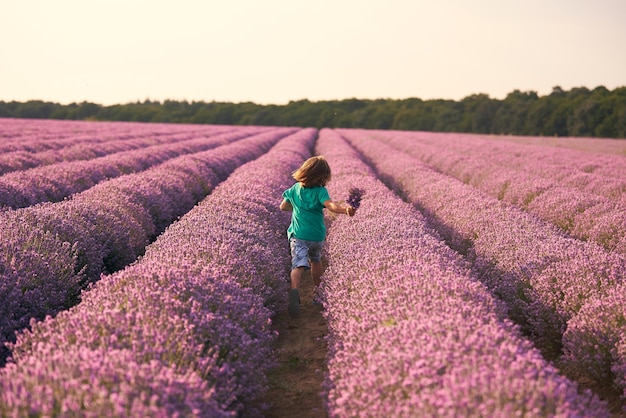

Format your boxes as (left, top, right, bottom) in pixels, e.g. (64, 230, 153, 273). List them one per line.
(377, 129, 626, 185)
(0, 128, 294, 366)
(0, 127, 270, 209)
(0, 128, 315, 417)
(339, 130, 626, 403)
(488, 134, 626, 182)
(0, 124, 238, 175)
(360, 129, 626, 254)
(561, 282, 626, 403)
(490, 134, 626, 156)
(386, 130, 626, 202)
(0, 118, 153, 152)
(315, 129, 607, 417)
(362, 129, 626, 199)
(0, 118, 218, 152)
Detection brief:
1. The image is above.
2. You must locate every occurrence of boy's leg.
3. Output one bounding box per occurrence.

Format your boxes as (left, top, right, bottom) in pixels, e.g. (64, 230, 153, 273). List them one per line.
(310, 261, 323, 288)
(289, 267, 304, 317)
(290, 266, 305, 289)
(310, 260, 324, 306)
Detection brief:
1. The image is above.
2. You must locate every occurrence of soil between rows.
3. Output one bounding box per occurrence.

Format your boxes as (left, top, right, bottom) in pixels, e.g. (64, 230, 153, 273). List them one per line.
(261, 269, 329, 418)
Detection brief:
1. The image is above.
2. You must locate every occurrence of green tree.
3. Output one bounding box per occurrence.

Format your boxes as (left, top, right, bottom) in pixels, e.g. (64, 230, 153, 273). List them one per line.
(492, 90, 538, 135)
(459, 94, 499, 133)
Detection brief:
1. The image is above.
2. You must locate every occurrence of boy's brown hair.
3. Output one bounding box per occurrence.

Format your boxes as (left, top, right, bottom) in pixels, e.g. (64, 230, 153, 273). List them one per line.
(292, 156, 331, 187)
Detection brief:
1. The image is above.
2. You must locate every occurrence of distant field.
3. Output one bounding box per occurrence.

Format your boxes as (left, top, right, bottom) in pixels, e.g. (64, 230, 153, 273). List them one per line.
(485, 132, 626, 155)
(1, 118, 624, 416)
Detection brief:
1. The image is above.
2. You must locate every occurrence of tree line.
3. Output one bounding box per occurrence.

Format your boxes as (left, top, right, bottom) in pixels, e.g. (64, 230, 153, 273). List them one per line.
(1, 85, 625, 138)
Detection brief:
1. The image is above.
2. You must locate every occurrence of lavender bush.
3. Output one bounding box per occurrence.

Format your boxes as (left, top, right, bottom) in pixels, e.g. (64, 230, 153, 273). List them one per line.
(561, 282, 626, 396)
(0, 118, 233, 154)
(315, 129, 607, 417)
(0, 127, 295, 366)
(363, 129, 626, 255)
(0, 118, 136, 154)
(2, 269, 240, 417)
(0, 126, 270, 209)
(339, 129, 626, 402)
(1, 128, 316, 416)
(0, 119, 236, 175)
(368, 129, 626, 198)
(2, 120, 623, 414)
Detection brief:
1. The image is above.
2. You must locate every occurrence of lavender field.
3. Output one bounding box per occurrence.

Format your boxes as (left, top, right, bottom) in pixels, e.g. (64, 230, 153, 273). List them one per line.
(0, 117, 625, 417)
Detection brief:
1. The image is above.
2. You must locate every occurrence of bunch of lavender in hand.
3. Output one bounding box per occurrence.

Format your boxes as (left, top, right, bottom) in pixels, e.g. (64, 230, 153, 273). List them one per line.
(347, 187, 365, 210)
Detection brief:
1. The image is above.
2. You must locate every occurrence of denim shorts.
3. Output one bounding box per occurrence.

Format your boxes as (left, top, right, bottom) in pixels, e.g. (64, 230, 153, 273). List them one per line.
(289, 237, 323, 271)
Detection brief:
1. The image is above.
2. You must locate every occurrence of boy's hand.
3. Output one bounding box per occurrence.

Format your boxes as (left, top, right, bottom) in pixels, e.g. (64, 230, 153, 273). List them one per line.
(325, 200, 355, 216)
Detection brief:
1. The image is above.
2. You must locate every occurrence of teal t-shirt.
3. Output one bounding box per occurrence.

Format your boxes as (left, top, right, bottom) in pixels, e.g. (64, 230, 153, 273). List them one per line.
(282, 182, 330, 241)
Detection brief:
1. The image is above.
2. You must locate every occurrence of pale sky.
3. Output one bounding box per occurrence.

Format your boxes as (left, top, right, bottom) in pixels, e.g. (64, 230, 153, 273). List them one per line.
(1, 0, 625, 106)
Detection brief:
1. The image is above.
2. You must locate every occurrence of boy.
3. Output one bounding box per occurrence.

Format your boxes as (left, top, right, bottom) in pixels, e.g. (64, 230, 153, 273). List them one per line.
(280, 156, 355, 317)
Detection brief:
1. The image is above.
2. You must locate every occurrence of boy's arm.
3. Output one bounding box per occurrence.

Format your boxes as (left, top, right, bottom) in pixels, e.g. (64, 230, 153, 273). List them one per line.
(280, 198, 293, 212)
(324, 200, 355, 216)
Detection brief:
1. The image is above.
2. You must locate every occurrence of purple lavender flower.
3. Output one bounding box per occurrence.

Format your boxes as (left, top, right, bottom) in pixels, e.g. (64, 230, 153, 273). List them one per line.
(337, 127, 626, 403)
(0, 124, 298, 367)
(346, 187, 365, 209)
(0, 126, 316, 416)
(315, 129, 610, 417)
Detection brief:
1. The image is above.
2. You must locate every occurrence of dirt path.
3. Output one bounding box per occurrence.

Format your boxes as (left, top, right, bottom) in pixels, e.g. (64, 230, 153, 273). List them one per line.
(261, 269, 329, 418)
